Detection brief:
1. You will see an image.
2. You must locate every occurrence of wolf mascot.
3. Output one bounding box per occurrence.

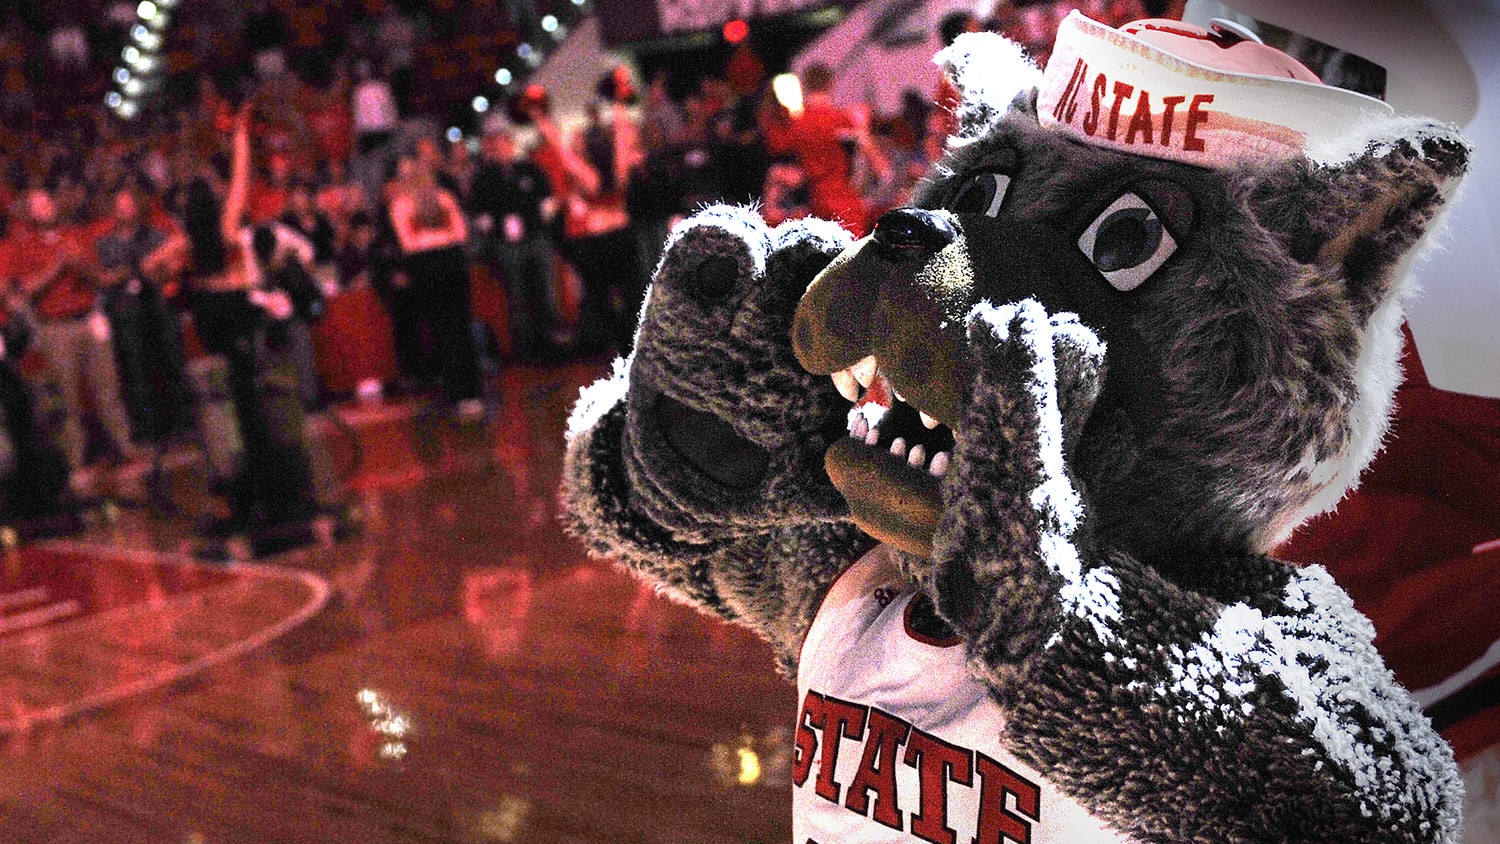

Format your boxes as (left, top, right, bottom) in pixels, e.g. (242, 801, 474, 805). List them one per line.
(562, 14, 1471, 843)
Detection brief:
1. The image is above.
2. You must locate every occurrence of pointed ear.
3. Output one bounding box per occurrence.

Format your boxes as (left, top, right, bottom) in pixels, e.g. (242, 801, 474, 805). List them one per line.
(934, 32, 1041, 142)
(1251, 119, 1471, 325)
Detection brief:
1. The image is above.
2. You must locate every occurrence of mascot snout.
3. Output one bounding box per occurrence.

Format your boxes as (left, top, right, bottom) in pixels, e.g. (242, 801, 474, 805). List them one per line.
(792, 206, 1109, 556)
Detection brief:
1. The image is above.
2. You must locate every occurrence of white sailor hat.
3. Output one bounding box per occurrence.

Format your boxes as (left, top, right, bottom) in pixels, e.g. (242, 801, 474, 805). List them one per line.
(1037, 12, 1394, 167)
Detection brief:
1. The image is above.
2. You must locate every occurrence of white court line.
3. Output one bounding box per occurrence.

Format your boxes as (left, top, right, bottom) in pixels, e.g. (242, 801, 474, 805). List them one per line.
(22, 539, 329, 637)
(0, 580, 255, 645)
(0, 587, 49, 611)
(0, 540, 330, 733)
(1413, 636, 1500, 708)
(0, 600, 81, 634)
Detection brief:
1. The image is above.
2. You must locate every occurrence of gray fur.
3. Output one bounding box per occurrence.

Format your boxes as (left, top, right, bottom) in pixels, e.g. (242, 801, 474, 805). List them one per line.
(561, 34, 1470, 843)
(560, 208, 874, 673)
(926, 303, 1460, 841)
(912, 103, 1470, 570)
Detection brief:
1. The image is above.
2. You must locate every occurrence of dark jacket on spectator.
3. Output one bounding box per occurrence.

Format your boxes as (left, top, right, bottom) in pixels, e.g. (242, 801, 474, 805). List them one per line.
(468, 158, 553, 244)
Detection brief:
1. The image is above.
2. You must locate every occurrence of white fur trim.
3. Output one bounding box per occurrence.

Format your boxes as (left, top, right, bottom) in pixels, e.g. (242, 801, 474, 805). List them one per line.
(936, 31, 1041, 142)
(565, 355, 631, 441)
(772, 215, 853, 256)
(1307, 115, 1467, 169)
(1280, 290, 1405, 536)
(661, 204, 773, 278)
(970, 299, 1120, 646)
(1152, 566, 1460, 835)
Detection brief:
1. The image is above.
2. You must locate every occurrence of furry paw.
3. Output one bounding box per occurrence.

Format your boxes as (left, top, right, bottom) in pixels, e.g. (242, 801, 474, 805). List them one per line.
(963, 298, 1104, 482)
(925, 300, 1102, 648)
(603, 205, 855, 540)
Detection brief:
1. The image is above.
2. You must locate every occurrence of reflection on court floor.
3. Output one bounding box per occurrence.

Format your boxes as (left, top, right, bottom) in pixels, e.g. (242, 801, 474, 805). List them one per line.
(0, 543, 327, 733)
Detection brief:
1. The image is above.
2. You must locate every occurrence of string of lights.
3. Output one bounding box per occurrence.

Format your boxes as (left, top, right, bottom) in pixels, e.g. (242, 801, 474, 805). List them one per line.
(108, 0, 177, 120)
(468, 0, 592, 125)
(105, 0, 592, 128)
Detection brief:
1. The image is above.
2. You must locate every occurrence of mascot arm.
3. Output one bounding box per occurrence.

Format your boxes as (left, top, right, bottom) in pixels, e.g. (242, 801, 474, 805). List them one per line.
(561, 388, 865, 675)
(927, 299, 1462, 843)
(561, 207, 870, 674)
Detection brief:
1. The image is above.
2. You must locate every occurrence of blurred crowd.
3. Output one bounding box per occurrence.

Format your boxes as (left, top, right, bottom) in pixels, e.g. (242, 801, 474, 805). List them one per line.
(0, 0, 1150, 502)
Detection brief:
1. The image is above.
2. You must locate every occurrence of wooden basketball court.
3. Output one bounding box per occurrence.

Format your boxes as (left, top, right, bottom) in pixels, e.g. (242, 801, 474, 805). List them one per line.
(0, 356, 1495, 843)
(0, 363, 794, 844)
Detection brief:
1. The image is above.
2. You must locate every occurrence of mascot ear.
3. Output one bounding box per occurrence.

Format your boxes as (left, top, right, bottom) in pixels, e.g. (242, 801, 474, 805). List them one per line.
(935, 31, 1042, 142)
(1251, 119, 1471, 325)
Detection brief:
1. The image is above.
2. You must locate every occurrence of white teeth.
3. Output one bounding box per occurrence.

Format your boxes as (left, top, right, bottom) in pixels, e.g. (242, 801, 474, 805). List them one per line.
(851, 355, 878, 389)
(832, 370, 860, 402)
(929, 451, 950, 477)
(853, 421, 948, 476)
(907, 444, 926, 468)
(920, 411, 939, 429)
(892, 386, 907, 403)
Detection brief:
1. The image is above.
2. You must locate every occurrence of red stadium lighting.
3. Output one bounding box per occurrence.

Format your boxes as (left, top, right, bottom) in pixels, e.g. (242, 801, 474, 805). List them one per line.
(723, 19, 749, 44)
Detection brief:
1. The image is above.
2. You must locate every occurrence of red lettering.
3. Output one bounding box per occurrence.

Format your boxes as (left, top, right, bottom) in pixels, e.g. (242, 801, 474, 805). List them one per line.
(1184, 93, 1214, 152)
(1123, 89, 1154, 145)
(793, 692, 823, 787)
(904, 728, 974, 844)
(1064, 63, 1086, 123)
(1053, 59, 1085, 121)
(844, 708, 912, 830)
(814, 696, 869, 804)
(1159, 95, 1186, 146)
(1082, 74, 1106, 136)
(973, 753, 1041, 844)
(1105, 81, 1135, 141)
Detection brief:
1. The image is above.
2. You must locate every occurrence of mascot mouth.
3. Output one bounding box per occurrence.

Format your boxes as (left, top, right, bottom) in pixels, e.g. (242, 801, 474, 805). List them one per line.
(652, 394, 772, 490)
(823, 356, 955, 557)
(792, 210, 1115, 557)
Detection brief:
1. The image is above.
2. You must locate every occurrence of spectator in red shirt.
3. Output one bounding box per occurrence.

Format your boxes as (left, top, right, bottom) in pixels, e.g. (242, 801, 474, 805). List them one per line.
(527, 76, 648, 357)
(5, 186, 139, 487)
(759, 63, 889, 237)
(306, 70, 355, 172)
(247, 152, 294, 226)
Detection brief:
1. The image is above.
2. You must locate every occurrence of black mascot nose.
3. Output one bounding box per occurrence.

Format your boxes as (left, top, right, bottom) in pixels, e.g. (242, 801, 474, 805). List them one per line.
(872, 208, 958, 258)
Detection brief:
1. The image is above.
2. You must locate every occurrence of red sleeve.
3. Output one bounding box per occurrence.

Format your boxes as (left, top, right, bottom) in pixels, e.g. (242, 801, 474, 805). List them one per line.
(934, 75, 961, 140)
(829, 104, 857, 133)
(760, 111, 794, 155)
(531, 144, 571, 197)
(389, 194, 417, 250)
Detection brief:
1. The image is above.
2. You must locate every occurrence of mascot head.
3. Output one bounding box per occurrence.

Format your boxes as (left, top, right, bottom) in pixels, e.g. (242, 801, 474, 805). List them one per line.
(794, 14, 1470, 571)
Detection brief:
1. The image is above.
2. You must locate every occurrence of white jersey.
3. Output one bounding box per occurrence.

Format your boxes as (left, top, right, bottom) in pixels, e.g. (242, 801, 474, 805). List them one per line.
(794, 545, 1132, 844)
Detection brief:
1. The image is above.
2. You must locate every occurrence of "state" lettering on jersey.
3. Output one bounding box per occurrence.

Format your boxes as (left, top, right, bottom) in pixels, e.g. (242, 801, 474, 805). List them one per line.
(793, 689, 1041, 844)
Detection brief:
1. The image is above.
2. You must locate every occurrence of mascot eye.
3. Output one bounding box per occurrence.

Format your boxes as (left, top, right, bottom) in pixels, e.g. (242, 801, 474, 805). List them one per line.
(1078, 193, 1177, 291)
(690, 256, 741, 304)
(946, 172, 1011, 217)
